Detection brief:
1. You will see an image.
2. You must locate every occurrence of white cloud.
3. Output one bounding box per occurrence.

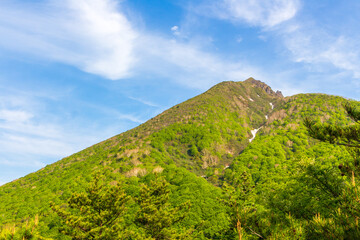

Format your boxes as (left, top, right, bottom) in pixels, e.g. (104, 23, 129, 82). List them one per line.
(171, 25, 179, 32)
(0, 109, 33, 122)
(78, 100, 146, 124)
(0, 133, 74, 157)
(196, 0, 360, 88)
(65, 0, 138, 79)
(0, 119, 64, 141)
(201, 0, 300, 28)
(128, 96, 159, 108)
(0, 158, 45, 168)
(0, 117, 84, 160)
(171, 25, 181, 36)
(0, 92, 104, 167)
(281, 22, 360, 79)
(116, 113, 144, 124)
(0, 0, 137, 79)
(0, 0, 264, 89)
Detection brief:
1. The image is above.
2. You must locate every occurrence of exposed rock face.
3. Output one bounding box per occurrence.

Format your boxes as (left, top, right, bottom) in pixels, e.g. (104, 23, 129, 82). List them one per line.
(276, 90, 284, 98)
(245, 77, 283, 98)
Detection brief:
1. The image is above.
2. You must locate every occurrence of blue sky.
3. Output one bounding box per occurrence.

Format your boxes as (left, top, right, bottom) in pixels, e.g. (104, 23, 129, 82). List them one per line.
(1, 0, 360, 185)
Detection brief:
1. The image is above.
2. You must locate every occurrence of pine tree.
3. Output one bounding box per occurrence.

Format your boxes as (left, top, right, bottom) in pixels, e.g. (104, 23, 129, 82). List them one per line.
(134, 175, 191, 240)
(304, 102, 360, 239)
(50, 174, 131, 239)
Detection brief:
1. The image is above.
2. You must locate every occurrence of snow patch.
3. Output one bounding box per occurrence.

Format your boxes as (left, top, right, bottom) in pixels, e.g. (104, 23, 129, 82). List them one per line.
(249, 127, 261, 142)
(249, 98, 254, 102)
(270, 102, 274, 109)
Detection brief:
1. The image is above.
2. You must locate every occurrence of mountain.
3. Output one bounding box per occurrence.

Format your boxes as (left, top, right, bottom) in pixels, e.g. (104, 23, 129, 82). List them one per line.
(0, 78, 359, 239)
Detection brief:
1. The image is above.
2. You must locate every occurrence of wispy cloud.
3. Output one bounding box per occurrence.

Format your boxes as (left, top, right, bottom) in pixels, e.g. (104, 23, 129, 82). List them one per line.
(0, 90, 105, 168)
(134, 35, 264, 89)
(128, 96, 159, 108)
(0, 0, 137, 79)
(281, 24, 360, 78)
(77, 100, 146, 124)
(0, 0, 264, 90)
(171, 25, 181, 36)
(193, 0, 360, 96)
(0, 109, 33, 122)
(116, 113, 144, 124)
(0, 132, 74, 157)
(196, 0, 301, 28)
(0, 156, 48, 168)
(2, 0, 358, 93)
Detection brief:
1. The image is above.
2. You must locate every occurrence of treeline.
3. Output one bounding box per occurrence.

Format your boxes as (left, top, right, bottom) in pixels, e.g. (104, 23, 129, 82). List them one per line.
(1, 167, 231, 239)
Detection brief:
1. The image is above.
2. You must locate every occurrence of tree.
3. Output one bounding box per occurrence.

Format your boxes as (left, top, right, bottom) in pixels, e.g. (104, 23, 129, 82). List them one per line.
(303, 102, 360, 239)
(50, 174, 131, 239)
(221, 171, 262, 240)
(134, 175, 191, 240)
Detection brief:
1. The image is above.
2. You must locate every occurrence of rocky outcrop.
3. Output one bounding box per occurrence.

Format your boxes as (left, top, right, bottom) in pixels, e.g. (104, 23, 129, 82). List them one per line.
(245, 77, 283, 98)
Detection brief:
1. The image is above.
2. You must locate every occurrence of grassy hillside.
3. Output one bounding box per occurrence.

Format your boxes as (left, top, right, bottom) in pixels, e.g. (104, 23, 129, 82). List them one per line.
(1, 78, 359, 239)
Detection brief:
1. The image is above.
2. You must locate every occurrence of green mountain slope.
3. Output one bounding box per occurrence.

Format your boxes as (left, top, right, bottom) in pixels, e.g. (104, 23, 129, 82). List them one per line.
(1, 78, 359, 239)
(0, 78, 282, 222)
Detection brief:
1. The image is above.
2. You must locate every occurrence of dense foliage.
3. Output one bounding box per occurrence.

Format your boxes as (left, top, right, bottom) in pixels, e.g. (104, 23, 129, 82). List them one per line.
(50, 173, 131, 239)
(303, 102, 360, 239)
(1, 79, 359, 239)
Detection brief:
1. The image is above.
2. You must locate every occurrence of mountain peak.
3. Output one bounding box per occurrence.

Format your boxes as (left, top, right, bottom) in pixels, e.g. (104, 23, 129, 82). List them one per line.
(244, 77, 283, 98)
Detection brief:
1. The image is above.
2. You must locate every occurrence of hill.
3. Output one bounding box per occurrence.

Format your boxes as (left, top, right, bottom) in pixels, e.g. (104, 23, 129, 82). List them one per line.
(0, 78, 359, 239)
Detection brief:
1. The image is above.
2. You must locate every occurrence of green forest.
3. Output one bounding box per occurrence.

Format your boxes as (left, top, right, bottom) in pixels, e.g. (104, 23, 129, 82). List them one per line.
(0, 79, 359, 239)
